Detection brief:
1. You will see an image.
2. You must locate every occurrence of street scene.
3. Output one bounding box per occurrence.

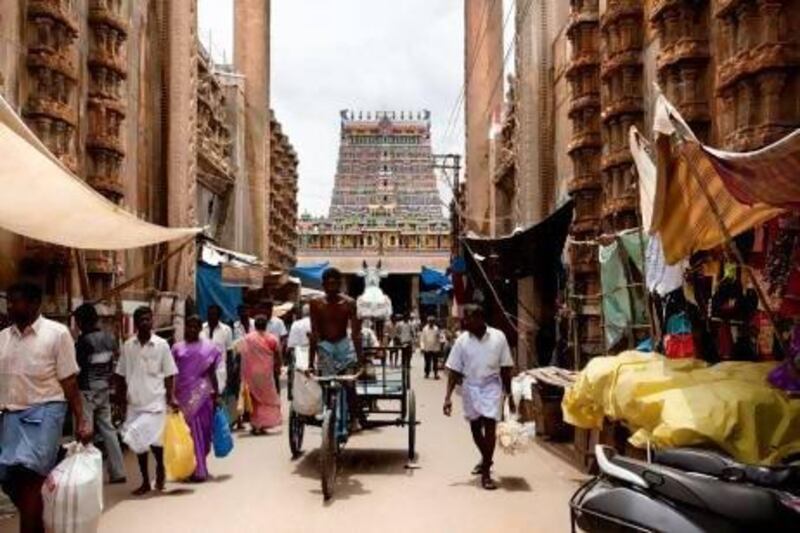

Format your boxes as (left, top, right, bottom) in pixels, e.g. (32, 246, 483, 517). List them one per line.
(2, 0, 800, 532)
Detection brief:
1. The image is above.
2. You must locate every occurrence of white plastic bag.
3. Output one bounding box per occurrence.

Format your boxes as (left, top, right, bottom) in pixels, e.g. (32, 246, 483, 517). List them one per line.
(292, 370, 323, 416)
(497, 401, 536, 455)
(42, 443, 104, 533)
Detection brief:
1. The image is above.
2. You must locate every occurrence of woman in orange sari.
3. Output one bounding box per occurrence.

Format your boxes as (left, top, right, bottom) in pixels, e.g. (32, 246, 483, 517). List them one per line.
(238, 316, 282, 434)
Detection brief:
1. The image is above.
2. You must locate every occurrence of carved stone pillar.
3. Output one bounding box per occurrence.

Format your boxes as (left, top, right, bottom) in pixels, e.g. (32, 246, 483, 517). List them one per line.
(86, 0, 128, 202)
(24, 0, 80, 171)
(715, 0, 800, 151)
(166, 0, 199, 297)
(83, 0, 129, 279)
(599, 0, 644, 233)
(651, 0, 711, 140)
(566, 0, 604, 366)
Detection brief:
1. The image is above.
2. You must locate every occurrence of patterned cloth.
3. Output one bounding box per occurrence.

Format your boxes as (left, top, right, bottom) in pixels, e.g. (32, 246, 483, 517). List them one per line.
(172, 340, 221, 480)
(239, 332, 281, 429)
(646, 95, 785, 265)
(0, 402, 67, 479)
(317, 338, 357, 377)
(704, 129, 800, 210)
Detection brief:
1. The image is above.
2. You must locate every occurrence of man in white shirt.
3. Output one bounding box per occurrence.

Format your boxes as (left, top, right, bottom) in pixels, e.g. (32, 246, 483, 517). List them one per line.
(233, 304, 255, 342)
(116, 306, 178, 496)
(0, 282, 92, 532)
(201, 304, 233, 398)
(443, 304, 514, 491)
(287, 304, 311, 370)
(419, 316, 442, 380)
(262, 300, 288, 393)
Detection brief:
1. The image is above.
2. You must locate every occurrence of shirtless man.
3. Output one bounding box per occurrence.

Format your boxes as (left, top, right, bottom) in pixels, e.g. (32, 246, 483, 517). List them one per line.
(309, 268, 363, 428)
(309, 268, 363, 375)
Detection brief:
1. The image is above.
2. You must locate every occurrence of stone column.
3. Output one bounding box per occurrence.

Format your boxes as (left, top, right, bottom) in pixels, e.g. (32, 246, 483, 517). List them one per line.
(235, 0, 271, 263)
(464, 0, 503, 235)
(166, 0, 199, 297)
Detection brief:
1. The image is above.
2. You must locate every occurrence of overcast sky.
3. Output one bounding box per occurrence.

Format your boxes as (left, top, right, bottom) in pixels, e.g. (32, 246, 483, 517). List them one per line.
(198, 0, 465, 217)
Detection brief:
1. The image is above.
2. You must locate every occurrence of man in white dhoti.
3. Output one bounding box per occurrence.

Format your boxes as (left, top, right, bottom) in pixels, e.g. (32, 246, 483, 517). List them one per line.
(116, 306, 178, 495)
(443, 304, 514, 490)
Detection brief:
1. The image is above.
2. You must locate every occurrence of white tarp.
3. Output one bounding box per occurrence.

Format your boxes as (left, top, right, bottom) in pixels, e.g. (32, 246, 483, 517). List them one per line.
(0, 95, 201, 249)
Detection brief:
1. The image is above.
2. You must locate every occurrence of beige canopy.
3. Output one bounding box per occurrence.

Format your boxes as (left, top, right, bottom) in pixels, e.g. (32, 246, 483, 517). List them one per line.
(0, 95, 201, 250)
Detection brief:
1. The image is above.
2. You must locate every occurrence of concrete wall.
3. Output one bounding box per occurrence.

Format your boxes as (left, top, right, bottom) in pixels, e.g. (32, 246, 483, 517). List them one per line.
(464, 0, 503, 235)
(234, 0, 271, 263)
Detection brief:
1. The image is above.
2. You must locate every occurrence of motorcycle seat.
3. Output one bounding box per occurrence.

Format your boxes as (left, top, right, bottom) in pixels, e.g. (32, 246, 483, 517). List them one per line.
(613, 454, 782, 523)
(654, 447, 798, 489)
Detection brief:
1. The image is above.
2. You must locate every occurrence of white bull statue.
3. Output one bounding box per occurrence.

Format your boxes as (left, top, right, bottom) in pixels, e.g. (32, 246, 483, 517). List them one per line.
(356, 260, 393, 322)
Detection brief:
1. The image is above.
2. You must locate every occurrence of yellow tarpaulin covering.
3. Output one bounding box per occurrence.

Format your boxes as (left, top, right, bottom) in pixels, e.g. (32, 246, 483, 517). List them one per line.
(0, 95, 201, 249)
(563, 352, 800, 465)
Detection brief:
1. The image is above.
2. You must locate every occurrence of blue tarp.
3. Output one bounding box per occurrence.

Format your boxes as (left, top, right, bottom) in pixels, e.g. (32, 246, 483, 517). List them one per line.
(420, 266, 452, 292)
(291, 261, 330, 288)
(196, 262, 242, 323)
(420, 290, 448, 306)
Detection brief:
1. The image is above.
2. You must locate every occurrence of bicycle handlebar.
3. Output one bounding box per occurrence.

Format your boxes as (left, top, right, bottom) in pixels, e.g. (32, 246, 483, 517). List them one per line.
(312, 370, 363, 383)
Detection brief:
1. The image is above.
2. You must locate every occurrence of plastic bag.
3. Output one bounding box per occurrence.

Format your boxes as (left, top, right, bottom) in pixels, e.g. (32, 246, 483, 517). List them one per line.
(212, 407, 234, 458)
(120, 412, 164, 455)
(238, 383, 253, 415)
(497, 401, 536, 455)
(163, 412, 196, 481)
(42, 443, 103, 533)
(291, 370, 322, 416)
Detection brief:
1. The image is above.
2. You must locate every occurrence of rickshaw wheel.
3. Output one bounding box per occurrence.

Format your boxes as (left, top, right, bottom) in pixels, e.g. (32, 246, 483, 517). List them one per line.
(289, 408, 304, 459)
(407, 389, 416, 461)
(320, 409, 337, 500)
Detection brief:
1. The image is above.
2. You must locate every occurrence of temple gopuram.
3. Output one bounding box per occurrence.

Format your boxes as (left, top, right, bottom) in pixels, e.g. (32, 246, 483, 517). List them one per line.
(297, 110, 450, 313)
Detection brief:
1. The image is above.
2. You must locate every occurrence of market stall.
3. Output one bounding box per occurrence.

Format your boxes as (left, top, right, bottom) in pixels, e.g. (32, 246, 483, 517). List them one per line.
(558, 93, 800, 467)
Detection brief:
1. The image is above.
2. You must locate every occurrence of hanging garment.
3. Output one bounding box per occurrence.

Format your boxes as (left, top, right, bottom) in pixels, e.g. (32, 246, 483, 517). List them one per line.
(645, 235, 687, 296)
(599, 232, 648, 348)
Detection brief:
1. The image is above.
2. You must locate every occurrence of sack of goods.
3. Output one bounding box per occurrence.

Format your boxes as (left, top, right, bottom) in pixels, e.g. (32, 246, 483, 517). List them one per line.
(212, 407, 234, 458)
(42, 443, 103, 533)
(163, 412, 197, 481)
(497, 402, 536, 455)
(292, 370, 323, 416)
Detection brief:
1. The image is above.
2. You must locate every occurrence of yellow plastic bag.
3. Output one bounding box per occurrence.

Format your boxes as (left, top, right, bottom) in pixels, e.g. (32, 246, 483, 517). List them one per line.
(163, 412, 196, 481)
(238, 383, 253, 415)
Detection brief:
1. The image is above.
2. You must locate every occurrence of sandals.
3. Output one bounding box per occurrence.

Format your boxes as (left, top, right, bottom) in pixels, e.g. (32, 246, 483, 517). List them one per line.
(471, 461, 493, 476)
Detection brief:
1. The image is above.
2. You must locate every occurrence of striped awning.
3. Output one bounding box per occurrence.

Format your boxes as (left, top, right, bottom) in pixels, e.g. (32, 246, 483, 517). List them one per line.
(633, 94, 788, 265)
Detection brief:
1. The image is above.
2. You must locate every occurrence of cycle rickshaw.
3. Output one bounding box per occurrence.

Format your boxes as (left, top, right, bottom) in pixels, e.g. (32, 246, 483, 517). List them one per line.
(287, 344, 418, 500)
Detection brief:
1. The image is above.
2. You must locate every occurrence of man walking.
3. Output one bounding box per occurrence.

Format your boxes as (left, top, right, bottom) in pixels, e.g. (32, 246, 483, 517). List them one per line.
(233, 304, 254, 341)
(201, 304, 233, 401)
(74, 303, 126, 484)
(420, 316, 442, 380)
(394, 315, 414, 367)
(443, 304, 514, 491)
(0, 282, 92, 532)
(117, 306, 178, 495)
(261, 300, 287, 393)
(287, 304, 311, 370)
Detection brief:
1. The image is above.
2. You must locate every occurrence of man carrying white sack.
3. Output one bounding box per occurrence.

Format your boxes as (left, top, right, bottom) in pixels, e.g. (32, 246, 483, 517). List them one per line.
(116, 306, 178, 496)
(443, 304, 514, 491)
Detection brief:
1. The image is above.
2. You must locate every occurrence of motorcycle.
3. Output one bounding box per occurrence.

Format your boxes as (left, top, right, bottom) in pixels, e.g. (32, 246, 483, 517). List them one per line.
(570, 445, 800, 533)
(652, 447, 800, 494)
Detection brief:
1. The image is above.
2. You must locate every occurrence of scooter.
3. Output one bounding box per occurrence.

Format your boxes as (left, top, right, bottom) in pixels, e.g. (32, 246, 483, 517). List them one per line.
(570, 445, 800, 533)
(652, 447, 800, 494)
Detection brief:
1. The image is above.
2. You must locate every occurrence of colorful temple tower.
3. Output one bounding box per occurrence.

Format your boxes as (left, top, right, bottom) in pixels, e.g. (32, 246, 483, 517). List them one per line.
(298, 110, 450, 313)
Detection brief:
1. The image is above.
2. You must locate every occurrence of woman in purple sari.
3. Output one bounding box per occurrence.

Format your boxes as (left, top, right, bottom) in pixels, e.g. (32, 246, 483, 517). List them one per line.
(172, 315, 221, 481)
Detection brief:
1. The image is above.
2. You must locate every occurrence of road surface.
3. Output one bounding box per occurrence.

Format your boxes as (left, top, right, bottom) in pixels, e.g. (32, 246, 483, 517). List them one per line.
(0, 360, 584, 533)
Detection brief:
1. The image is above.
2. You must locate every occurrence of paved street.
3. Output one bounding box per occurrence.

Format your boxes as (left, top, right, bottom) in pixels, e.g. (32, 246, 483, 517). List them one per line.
(0, 362, 584, 533)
